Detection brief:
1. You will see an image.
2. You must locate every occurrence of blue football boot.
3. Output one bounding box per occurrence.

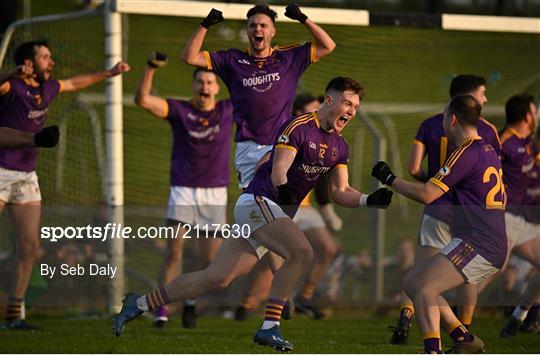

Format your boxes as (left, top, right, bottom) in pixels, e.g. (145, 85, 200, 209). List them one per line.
(113, 293, 143, 337)
(253, 325, 294, 352)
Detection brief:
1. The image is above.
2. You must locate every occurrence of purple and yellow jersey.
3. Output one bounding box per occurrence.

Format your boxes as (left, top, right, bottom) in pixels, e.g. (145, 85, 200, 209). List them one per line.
(499, 128, 540, 216)
(0, 78, 62, 172)
(165, 99, 233, 187)
(245, 112, 349, 218)
(203, 42, 316, 145)
(414, 113, 501, 224)
(430, 137, 507, 267)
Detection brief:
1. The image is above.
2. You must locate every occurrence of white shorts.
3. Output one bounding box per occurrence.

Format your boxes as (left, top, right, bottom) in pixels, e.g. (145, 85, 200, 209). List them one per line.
(506, 212, 540, 249)
(234, 141, 273, 188)
(418, 214, 452, 249)
(167, 186, 227, 228)
(441, 238, 499, 284)
(293, 205, 326, 231)
(233, 193, 288, 259)
(0, 167, 41, 203)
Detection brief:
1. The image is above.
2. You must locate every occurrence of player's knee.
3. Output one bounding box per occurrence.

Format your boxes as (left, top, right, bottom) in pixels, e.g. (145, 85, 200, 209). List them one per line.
(321, 243, 338, 263)
(206, 271, 233, 291)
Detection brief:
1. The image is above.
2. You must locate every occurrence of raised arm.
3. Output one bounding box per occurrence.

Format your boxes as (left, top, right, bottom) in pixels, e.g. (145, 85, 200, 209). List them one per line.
(0, 64, 34, 95)
(329, 165, 393, 208)
(182, 9, 223, 68)
(134, 53, 168, 118)
(60, 61, 130, 92)
(408, 142, 428, 182)
(284, 3, 336, 61)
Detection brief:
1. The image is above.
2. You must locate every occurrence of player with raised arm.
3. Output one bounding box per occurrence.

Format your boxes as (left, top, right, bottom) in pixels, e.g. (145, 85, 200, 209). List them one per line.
(182, 3, 335, 189)
(134, 52, 233, 329)
(113, 77, 393, 351)
(0, 40, 129, 329)
(389, 74, 501, 345)
(0, 126, 58, 148)
(372, 94, 507, 354)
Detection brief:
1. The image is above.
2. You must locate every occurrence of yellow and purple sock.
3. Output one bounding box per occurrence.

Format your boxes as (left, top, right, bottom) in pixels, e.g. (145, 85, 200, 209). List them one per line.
(422, 332, 442, 354)
(399, 301, 414, 327)
(6, 297, 24, 322)
(264, 298, 286, 322)
(145, 287, 170, 311)
(447, 321, 473, 342)
(301, 280, 317, 301)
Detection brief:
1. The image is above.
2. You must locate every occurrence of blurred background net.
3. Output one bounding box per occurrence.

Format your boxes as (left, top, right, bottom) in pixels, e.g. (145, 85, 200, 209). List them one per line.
(1, 4, 540, 315)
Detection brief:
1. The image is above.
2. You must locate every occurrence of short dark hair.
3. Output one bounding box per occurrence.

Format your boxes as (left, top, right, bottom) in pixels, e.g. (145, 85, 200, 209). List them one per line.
(246, 5, 277, 22)
(325, 77, 364, 100)
(446, 94, 481, 127)
(293, 93, 317, 114)
(505, 94, 535, 125)
(192, 68, 216, 81)
(14, 40, 49, 65)
(449, 74, 486, 98)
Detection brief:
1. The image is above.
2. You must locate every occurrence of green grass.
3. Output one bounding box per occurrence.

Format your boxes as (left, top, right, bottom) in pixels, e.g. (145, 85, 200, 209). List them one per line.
(0, 314, 538, 353)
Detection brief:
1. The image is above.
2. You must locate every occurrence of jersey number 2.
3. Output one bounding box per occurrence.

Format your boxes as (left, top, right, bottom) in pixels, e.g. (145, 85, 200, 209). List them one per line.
(483, 167, 506, 210)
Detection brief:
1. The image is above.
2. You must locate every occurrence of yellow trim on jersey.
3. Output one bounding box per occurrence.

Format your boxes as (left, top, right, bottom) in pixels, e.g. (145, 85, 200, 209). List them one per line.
(162, 100, 169, 119)
(508, 127, 528, 139)
(535, 152, 540, 164)
(58, 79, 65, 93)
(334, 164, 348, 169)
(275, 42, 304, 51)
(281, 113, 313, 136)
(479, 117, 501, 146)
(202, 51, 212, 70)
(310, 41, 318, 63)
(434, 137, 478, 180)
(499, 128, 513, 145)
(312, 111, 321, 128)
(413, 139, 425, 146)
(300, 191, 312, 206)
(429, 178, 449, 192)
(439, 136, 448, 167)
(275, 144, 297, 152)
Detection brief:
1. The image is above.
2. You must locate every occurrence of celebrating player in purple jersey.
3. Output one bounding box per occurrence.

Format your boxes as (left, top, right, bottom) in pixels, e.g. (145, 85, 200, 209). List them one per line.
(0, 40, 129, 329)
(113, 77, 393, 351)
(372, 94, 507, 354)
(390, 74, 501, 345)
(479, 95, 540, 338)
(135, 53, 233, 329)
(182, 3, 335, 188)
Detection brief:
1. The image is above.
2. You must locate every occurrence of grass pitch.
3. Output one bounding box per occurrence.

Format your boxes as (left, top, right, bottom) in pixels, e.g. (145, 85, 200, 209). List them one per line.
(0, 314, 538, 353)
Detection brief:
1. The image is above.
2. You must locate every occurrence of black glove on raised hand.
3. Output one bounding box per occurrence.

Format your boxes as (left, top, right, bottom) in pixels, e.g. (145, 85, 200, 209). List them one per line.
(371, 161, 396, 186)
(277, 183, 296, 206)
(201, 8, 224, 29)
(147, 52, 168, 68)
(366, 188, 393, 209)
(285, 3, 308, 24)
(34, 126, 59, 148)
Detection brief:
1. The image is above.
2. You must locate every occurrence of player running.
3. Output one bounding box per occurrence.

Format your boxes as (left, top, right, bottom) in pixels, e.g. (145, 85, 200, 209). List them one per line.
(113, 77, 393, 351)
(0, 40, 129, 329)
(134, 53, 234, 328)
(389, 74, 501, 345)
(373, 94, 507, 354)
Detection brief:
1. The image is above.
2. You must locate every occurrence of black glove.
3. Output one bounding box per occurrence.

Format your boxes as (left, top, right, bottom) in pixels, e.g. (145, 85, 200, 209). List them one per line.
(285, 3, 308, 24)
(371, 161, 396, 186)
(147, 52, 168, 68)
(366, 188, 393, 209)
(277, 183, 296, 206)
(34, 126, 59, 148)
(201, 8, 224, 29)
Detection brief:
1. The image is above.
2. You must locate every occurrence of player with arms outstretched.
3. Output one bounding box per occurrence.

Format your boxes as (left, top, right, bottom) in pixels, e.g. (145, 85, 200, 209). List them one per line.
(113, 77, 393, 351)
(0, 40, 129, 329)
(373, 94, 507, 354)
